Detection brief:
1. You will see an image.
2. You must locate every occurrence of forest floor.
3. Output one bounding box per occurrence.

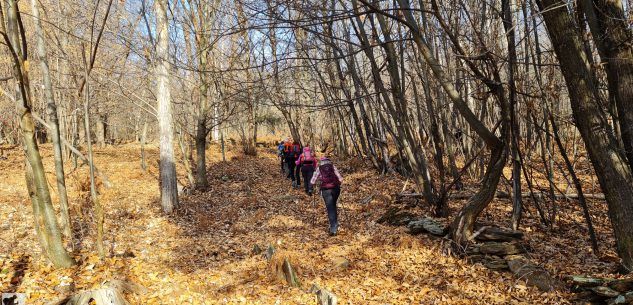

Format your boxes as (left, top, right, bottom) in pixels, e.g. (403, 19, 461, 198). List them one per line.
(0, 143, 626, 304)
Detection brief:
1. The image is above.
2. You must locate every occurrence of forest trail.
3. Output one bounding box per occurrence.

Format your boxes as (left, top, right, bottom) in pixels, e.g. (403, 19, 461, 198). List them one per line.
(0, 144, 608, 304)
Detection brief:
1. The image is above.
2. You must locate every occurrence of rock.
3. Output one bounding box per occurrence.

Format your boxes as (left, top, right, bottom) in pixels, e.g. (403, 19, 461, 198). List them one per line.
(264, 245, 275, 261)
(608, 278, 633, 292)
(566, 275, 607, 288)
(311, 284, 337, 305)
(279, 258, 300, 288)
(607, 291, 633, 305)
(252, 245, 263, 255)
(407, 217, 446, 236)
(332, 257, 350, 270)
(478, 242, 527, 256)
(590, 286, 620, 298)
(475, 227, 524, 242)
(506, 255, 559, 292)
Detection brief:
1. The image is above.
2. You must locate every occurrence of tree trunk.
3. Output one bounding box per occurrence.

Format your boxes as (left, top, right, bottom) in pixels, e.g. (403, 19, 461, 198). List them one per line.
(1, 0, 75, 267)
(580, 0, 633, 171)
(82, 49, 104, 258)
(155, 0, 178, 213)
(29, 0, 72, 244)
(538, 0, 633, 272)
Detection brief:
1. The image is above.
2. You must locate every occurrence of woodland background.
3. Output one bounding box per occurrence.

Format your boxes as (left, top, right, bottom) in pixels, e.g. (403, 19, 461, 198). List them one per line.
(1, 0, 633, 304)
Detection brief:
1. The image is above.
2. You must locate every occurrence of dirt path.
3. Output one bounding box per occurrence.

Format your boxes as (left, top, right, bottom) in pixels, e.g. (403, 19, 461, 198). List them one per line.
(1, 144, 579, 304)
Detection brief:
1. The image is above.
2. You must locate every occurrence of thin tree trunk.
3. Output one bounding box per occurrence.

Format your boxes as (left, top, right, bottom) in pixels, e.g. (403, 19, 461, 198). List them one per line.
(30, 0, 72, 244)
(82, 48, 104, 258)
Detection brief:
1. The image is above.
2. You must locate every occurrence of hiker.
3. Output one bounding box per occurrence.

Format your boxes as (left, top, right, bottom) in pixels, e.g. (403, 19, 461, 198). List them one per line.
(277, 140, 285, 173)
(310, 156, 343, 236)
(291, 141, 302, 188)
(284, 140, 301, 187)
(295, 146, 317, 195)
(283, 139, 294, 178)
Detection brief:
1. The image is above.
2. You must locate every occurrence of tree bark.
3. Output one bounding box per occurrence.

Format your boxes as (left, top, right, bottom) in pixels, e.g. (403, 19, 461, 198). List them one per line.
(1, 0, 75, 267)
(29, 0, 72, 244)
(538, 0, 633, 272)
(156, 0, 178, 213)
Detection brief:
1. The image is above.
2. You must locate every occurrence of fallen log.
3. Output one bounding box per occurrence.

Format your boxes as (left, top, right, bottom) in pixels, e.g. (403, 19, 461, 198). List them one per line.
(474, 227, 524, 242)
(468, 242, 528, 256)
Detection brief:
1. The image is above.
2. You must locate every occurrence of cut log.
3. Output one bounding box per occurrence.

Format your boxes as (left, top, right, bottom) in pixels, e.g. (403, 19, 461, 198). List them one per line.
(377, 207, 416, 226)
(607, 291, 633, 305)
(506, 255, 559, 291)
(590, 286, 620, 298)
(608, 278, 633, 292)
(471, 242, 527, 256)
(407, 217, 446, 236)
(310, 284, 337, 305)
(474, 227, 524, 242)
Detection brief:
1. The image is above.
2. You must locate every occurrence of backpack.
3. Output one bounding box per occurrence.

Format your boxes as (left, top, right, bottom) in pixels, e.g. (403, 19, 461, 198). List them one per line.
(320, 162, 340, 189)
(302, 151, 314, 164)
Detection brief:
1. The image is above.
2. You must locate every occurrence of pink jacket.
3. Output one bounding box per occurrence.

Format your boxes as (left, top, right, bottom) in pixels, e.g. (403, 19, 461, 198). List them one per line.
(295, 147, 318, 169)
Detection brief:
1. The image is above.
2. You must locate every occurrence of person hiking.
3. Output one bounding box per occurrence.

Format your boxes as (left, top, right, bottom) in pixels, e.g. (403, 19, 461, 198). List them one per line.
(277, 140, 285, 173)
(284, 140, 301, 187)
(295, 146, 317, 195)
(290, 141, 302, 188)
(283, 139, 294, 178)
(310, 156, 343, 236)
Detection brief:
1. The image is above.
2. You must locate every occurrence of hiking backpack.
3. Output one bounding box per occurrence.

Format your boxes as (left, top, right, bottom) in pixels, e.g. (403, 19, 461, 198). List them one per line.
(302, 151, 315, 164)
(320, 162, 340, 189)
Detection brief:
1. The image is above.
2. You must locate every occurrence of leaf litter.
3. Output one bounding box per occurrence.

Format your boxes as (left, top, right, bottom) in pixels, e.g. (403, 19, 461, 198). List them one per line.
(0, 143, 624, 304)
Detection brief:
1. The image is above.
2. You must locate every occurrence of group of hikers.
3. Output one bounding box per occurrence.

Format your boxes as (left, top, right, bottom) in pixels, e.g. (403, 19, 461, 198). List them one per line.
(277, 138, 343, 236)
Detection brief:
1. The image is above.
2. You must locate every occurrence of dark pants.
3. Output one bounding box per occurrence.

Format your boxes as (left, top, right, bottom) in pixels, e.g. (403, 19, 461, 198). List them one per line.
(301, 166, 314, 193)
(321, 186, 341, 233)
(280, 156, 285, 172)
(294, 163, 301, 185)
(286, 158, 296, 181)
